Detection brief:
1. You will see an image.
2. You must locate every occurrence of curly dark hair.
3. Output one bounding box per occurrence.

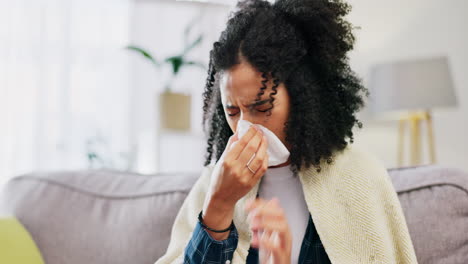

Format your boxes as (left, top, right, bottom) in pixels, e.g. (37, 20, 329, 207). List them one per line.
(202, 0, 368, 173)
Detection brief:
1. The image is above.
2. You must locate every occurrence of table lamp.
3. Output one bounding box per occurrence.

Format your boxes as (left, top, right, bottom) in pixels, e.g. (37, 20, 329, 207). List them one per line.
(369, 56, 457, 166)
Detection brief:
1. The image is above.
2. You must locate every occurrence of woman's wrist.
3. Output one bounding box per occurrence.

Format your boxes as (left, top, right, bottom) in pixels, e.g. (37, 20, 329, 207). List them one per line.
(202, 194, 236, 241)
(208, 191, 236, 211)
(198, 211, 234, 233)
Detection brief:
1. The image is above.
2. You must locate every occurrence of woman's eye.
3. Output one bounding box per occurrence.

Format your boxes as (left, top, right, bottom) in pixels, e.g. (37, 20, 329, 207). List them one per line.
(256, 107, 272, 113)
(227, 110, 239, 116)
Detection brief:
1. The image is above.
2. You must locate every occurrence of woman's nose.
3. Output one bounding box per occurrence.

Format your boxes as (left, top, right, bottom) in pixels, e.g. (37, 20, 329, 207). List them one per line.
(239, 111, 254, 124)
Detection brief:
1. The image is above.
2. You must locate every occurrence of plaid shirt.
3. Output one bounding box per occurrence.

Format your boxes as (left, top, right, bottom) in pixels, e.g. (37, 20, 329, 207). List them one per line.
(184, 214, 331, 264)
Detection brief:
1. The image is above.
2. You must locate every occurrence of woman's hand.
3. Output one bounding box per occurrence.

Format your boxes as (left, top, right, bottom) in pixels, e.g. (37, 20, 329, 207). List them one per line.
(209, 125, 269, 206)
(246, 198, 292, 264)
(201, 125, 269, 240)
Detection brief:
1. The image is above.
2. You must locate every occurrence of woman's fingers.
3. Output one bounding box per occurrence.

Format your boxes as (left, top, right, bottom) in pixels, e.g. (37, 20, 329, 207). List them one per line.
(246, 197, 279, 213)
(246, 198, 292, 253)
(252, 134, 268, 179)
(226, 133, 239, 150)
(259, 231, 288, 264)
(225, 126, 258, 162)
(237, 127, 263, 165)
(249, 212, 289, 235)
(211, 125, 268, 207)
(248, 210, 285, 227)
(246, 198, 287, 233)
(223, 124, 267, 188)
(258, 231, 274, 264)
(259, 230, 280, 250)
(251, 230, 260, 247)
(243, 134, 268, 181)
(257, 223, 292, 264)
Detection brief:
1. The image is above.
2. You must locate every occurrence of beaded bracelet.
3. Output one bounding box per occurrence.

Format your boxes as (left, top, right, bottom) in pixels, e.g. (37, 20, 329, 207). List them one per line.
(198, 211, 234, 233)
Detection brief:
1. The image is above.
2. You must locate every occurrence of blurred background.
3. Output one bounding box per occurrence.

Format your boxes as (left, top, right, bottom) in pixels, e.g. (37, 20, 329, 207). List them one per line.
(1, 0, 467, 188)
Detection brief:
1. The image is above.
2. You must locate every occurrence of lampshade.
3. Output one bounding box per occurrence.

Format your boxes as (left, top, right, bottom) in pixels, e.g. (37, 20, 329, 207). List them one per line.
(369, 56, 457, 113)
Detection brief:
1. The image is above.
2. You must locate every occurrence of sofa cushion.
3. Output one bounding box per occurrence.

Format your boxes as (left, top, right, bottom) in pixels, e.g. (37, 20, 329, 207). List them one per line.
(1, 165, 468, 264)
(389, 165, 468, 264)
(0, 170, 199, 264)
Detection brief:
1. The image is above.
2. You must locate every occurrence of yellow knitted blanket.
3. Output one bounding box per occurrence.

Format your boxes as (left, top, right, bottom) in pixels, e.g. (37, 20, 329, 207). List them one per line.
(156, 145, 418, 264)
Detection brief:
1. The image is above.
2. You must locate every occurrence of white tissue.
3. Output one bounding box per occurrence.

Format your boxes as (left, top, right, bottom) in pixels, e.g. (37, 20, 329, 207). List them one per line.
(236, 120, 290, 166)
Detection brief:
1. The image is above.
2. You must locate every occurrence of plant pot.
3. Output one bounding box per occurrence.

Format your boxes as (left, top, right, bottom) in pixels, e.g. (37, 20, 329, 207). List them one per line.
(159, 92, 191, 131)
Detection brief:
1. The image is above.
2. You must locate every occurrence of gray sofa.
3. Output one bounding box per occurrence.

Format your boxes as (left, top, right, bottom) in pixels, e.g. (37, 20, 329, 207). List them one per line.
(1, 165, 467, 264)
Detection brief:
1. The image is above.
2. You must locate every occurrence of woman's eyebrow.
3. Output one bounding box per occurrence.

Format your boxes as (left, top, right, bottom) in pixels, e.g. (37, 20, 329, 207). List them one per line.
(226, 99, 271, 109)
(248, 99, 271, 107)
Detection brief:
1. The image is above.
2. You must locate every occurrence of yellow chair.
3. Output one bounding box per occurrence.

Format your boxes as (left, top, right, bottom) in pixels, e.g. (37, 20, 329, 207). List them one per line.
(0, 217, 45, 264)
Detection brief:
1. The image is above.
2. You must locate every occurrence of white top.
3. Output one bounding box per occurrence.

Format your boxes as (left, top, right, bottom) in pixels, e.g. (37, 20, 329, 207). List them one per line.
(257, 165, 309, 264)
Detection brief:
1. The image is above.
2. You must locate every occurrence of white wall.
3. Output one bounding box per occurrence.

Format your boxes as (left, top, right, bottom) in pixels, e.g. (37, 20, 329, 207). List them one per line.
(129, 0, 468, 173)
(129, 1, 231, 173)
(347, 0, 468, 170)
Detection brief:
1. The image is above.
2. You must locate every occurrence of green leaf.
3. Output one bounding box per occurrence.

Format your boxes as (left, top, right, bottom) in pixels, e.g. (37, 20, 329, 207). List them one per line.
(165, 56, 184, 75)
(125, 45, 159, 67)
(185, 60, 206, 70)
(182, 35, 203, 56)
(183, 14, 201, 46)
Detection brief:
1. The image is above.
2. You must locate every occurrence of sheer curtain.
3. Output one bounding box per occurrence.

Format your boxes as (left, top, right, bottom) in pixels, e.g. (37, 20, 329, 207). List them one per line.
(0, 0, 132, 187)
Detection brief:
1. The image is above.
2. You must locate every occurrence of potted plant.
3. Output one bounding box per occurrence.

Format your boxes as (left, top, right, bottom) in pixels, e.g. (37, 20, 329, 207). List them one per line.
(126, 22, 205, 131)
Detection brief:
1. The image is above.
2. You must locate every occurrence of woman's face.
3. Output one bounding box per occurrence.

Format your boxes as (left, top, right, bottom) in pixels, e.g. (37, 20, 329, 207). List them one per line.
(220, 61, 291, 148)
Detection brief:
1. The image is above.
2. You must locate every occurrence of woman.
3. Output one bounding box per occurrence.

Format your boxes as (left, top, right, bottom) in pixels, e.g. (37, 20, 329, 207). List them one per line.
(157, 0, 417, 263)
